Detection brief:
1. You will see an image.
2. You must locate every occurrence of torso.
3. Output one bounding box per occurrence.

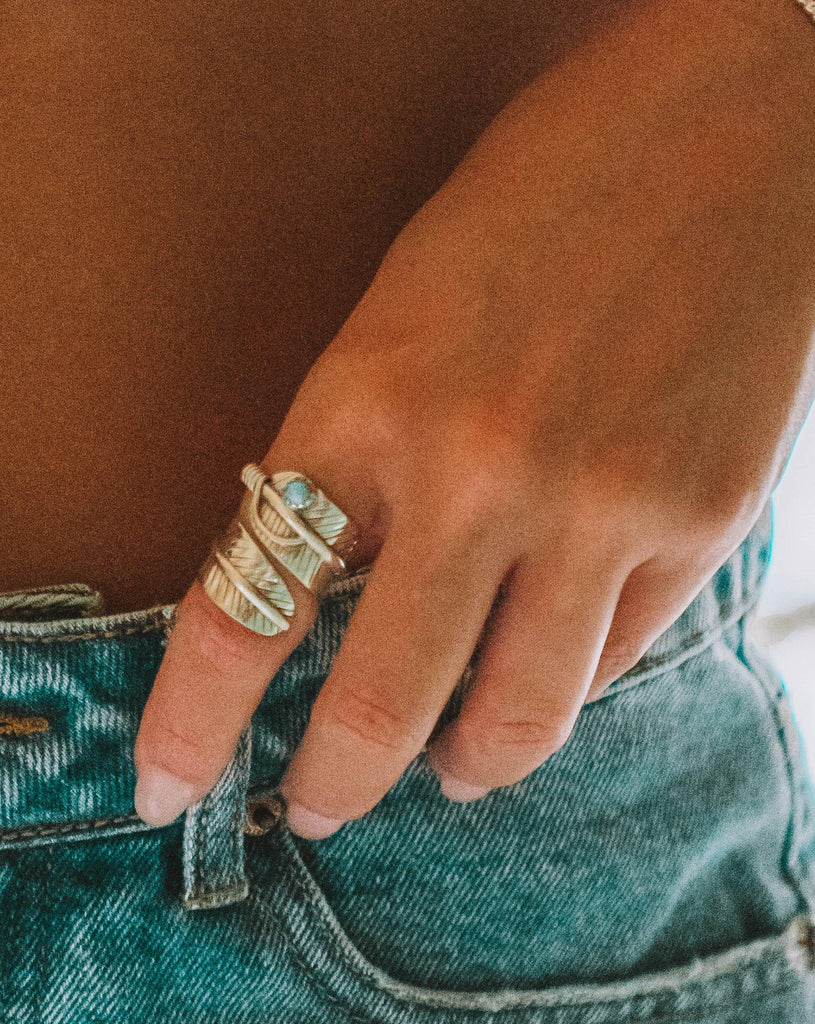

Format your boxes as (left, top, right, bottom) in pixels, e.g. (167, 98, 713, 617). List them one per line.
(1, 0, 623, 612)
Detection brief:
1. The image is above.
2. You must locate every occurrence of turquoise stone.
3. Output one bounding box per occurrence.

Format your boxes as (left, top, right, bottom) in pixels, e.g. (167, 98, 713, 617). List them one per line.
(279, 477, 316, 511)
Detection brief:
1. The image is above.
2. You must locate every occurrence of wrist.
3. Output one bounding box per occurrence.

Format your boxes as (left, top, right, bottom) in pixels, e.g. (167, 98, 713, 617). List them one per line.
(438, 0, 815, 225)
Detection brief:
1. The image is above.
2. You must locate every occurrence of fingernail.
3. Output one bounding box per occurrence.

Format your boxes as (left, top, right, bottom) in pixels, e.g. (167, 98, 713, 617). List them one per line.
(285, 801, 346, 840)
(437, 772, 490, 803)
(134, 768, 199, 826)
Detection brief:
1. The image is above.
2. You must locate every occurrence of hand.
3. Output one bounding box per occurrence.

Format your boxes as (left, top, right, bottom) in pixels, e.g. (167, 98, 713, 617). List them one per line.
(134, 0, 815, 837)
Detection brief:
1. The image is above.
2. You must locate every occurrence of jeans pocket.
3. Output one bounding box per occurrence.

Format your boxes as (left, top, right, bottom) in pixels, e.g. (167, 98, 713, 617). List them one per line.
(243, 819, 815, 1024)
(239, 608, 815, 1022)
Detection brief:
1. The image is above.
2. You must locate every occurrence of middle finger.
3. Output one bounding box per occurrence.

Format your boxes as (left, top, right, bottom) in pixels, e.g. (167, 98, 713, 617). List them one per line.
(277, 512, 512, 838)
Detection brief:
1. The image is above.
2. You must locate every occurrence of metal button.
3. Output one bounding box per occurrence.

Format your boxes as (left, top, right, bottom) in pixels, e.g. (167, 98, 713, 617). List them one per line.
(244, 791, 286, 836)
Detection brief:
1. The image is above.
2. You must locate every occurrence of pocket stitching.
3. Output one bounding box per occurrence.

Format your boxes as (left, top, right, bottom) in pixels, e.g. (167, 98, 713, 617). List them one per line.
(249, 827, 811, 1021)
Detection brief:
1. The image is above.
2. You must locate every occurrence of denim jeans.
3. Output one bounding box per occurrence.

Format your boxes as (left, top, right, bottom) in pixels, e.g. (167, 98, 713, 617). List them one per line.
(1, 497, 814, 1023)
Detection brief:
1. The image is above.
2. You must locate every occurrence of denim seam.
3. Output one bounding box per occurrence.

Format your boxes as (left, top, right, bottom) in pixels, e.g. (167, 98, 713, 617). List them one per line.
(182, 731, 250, 909)
(245, 879, 389, 1024)
(0, 622, 169, 644)
(189, 792, 209, 903)
(0, 579, 362, 643)
(0, 813, 142, 844)
(644, 981, 806, 1024)
(735, 623, 815, 915)
(0, 574, 369, 641)
(262, 870, 808, 1022)
(0, 572, 755, 698)
(250, 838, 425, 1022)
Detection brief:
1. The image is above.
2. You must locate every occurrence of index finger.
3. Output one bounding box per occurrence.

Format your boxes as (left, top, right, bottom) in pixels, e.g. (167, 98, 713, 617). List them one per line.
(133, 462, 367, 827)
(133, 575, 316, 826)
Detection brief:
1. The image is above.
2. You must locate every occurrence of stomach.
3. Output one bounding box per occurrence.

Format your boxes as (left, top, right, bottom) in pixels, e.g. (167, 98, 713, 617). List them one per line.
(0, 0, 622, 613)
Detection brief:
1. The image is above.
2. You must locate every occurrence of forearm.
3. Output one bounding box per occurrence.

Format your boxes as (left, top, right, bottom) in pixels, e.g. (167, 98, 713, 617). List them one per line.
(438, 0, 815, 238)
(496, 0, 815, 163)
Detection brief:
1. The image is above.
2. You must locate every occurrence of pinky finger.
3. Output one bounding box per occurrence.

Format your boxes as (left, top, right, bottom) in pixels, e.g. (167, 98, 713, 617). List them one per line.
(586, 545, 739, 700)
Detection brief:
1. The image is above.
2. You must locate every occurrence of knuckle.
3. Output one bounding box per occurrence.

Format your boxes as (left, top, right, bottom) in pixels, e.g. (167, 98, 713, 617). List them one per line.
(185, 588, 274, 677)
(644, 459, 763, 544)
(468, 714, 575, 764)
(193, 625, 256, 680)
(682, 481, 757, 538)
(316, 687, 425, 755)
(598, 637, 650, 680)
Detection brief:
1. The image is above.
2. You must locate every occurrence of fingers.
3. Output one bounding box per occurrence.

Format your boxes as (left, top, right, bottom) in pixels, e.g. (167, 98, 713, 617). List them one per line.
(133, 575, 317, 826)
(133, 432, 727, 838)
(424, 549, 626, 797)
(585, 544, 737, 700)
(276, 518, 511, 838)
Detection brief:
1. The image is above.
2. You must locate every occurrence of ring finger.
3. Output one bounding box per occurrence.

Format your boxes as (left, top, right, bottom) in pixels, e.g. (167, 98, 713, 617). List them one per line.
(425, 544, 628, 796)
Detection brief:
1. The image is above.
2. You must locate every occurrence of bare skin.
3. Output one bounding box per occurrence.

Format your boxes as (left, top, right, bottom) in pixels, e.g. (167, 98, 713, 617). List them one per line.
(0, 0, 612, 612)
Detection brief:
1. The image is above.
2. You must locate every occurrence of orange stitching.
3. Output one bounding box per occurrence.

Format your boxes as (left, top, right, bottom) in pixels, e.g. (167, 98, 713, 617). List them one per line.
(0, 714, 49, 737)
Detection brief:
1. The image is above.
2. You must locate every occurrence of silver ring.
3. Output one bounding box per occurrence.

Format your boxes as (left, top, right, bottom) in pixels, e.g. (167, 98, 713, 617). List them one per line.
(198, 464, 357, 636)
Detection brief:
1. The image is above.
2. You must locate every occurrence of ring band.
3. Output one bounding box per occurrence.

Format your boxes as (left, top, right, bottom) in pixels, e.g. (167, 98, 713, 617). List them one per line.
(198, 464, 357, 636)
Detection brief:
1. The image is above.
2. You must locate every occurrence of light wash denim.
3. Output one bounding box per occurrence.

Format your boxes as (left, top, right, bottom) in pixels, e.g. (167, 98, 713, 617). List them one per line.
(1, 497, 814, 1022)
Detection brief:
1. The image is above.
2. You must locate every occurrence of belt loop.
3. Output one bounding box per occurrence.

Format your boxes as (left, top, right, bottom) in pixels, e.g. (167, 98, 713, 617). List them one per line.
(181, 725, 252, 911)
(0, 583, 106, 622)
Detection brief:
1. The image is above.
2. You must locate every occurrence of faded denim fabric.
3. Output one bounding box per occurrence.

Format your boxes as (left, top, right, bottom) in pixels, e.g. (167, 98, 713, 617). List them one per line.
(1, 497, 814, 1022)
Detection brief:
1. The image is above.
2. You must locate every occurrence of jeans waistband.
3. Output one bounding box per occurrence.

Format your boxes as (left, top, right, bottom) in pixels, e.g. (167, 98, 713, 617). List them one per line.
(0, 499, 773, 860)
